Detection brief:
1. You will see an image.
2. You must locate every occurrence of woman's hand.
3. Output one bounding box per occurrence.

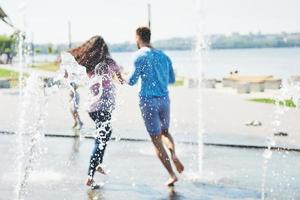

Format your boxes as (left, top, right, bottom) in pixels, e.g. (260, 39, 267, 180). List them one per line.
(116, 72, 127, 85)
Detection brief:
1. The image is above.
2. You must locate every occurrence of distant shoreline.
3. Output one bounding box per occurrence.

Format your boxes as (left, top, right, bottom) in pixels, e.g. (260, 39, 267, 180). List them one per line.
(33, 46, 300, 55)
(30, 32, 300, 54)
(202, 46, 300, 51)
(110, 46, 300, 53)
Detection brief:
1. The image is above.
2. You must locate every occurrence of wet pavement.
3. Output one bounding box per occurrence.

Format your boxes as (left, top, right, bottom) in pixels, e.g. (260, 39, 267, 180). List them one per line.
(1, 78, 300, 199)
(1, 134, 300, 200)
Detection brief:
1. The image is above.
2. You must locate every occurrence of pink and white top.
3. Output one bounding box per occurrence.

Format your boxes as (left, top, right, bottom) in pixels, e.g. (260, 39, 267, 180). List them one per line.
(87, 57, 121, 113)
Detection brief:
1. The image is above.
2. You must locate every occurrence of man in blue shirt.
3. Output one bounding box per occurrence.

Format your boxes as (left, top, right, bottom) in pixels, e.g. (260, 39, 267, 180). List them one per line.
(128, 27, 184, 186)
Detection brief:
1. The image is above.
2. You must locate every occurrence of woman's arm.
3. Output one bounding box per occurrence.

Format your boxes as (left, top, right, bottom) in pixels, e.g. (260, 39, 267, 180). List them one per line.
(108, 58, 126, 84)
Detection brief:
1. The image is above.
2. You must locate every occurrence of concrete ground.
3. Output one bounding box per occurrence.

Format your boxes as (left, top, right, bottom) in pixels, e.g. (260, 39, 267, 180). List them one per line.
(1, 64, 300, 149)
(1, 134, 300, 200)
(0, 83, 200, 143)
(0, 81, 300, 149)
(1, 65, 300, 199)
(202, 87, 300, 149)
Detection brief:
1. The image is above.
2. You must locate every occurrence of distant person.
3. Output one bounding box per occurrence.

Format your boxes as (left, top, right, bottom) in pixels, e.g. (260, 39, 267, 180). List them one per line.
(69, 82, 83, 129)
(128, 27, 184, 186)
(68, 36, 125, 188)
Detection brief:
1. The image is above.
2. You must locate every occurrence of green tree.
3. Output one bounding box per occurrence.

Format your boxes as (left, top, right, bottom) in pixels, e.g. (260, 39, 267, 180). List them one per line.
(0, 35, 16, 64)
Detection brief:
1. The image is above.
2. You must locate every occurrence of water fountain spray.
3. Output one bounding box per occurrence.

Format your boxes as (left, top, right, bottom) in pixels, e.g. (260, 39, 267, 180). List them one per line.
(195, 0, 207, 178)
(261, 79, 300, 199)
(11, 2, 50, 199)
(15, 73, 48, 200)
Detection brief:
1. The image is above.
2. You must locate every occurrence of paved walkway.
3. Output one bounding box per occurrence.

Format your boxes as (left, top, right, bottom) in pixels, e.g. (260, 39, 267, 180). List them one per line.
(0, 64, 299, 148)
(0, 70, 299, 199)
(0, 84, 300, 149)
(0, 85, 199, 143)
(202, 88, 300, 149)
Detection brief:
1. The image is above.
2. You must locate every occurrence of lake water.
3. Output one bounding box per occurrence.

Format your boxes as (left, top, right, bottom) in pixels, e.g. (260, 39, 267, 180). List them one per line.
(202, 47, 300, 79)
(31, 48, 300, 79)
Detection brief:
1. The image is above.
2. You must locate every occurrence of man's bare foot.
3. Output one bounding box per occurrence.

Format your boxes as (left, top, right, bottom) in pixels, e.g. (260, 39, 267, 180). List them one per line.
(172, 154, 184, 173)
(96, 165, 106, 175)
(165, 175, 178, 187)
(168, 186, 176, 196)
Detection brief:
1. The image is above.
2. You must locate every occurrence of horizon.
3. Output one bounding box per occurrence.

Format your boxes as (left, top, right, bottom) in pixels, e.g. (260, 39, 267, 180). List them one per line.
(28, 32, 300, 46)
(1, 31, 298, 46)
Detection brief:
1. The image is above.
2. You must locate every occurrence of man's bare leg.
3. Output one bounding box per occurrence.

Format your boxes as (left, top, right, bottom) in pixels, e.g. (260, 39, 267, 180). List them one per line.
(161, 129, 184, 173)
(151, 135, 178, 186)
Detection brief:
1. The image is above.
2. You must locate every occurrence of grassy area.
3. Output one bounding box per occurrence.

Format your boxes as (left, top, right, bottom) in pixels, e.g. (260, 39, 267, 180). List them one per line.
(173, 79, 185, 86)
(0, 68, 19, 79)
(250, 98, 296, 108)
(0, 68, 20, 87)
(30, 62, 59, 71)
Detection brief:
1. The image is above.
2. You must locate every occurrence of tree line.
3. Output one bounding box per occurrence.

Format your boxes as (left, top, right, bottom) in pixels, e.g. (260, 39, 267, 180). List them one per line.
(1, 32, 300, 63)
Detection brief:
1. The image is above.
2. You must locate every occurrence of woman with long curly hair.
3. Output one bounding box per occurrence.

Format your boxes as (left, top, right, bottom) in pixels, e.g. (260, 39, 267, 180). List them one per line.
(68, 35, 125, 188)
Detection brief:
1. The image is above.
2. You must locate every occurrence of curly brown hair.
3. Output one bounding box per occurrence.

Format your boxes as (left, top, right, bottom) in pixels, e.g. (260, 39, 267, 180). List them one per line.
(68, 35, 110, 73)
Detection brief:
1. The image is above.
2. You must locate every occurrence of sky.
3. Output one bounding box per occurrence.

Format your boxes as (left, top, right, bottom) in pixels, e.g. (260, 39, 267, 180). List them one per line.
(0, 0, 300, 44)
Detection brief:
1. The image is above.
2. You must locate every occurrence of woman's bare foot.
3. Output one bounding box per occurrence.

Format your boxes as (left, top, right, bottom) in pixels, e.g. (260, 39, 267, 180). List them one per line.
(172, 154, 184, 173)
(86, 178, 94, 186)
(86, 178, 101, 190)
(165, 175, 178, 187)
(96, 165, 106, 175)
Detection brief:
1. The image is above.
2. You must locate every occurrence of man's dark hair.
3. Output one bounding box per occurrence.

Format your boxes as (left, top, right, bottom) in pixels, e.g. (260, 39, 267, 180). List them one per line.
(136, 27, 151, 43)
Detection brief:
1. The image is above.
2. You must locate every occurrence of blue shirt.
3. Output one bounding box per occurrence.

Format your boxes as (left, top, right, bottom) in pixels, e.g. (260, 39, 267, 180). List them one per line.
(129, 47, 176, 98)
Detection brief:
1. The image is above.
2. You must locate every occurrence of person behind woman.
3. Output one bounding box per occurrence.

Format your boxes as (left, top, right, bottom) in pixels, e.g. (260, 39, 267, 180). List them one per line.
(68, 36, 125, 188)
(69, 82, 83, 129)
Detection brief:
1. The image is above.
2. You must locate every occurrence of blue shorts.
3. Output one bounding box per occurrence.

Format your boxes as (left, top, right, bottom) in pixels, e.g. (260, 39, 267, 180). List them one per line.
(139, 96, 170, 136)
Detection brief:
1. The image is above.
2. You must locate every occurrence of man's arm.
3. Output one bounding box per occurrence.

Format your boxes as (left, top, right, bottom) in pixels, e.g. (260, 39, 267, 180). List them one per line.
(128, 58, 143, 86)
